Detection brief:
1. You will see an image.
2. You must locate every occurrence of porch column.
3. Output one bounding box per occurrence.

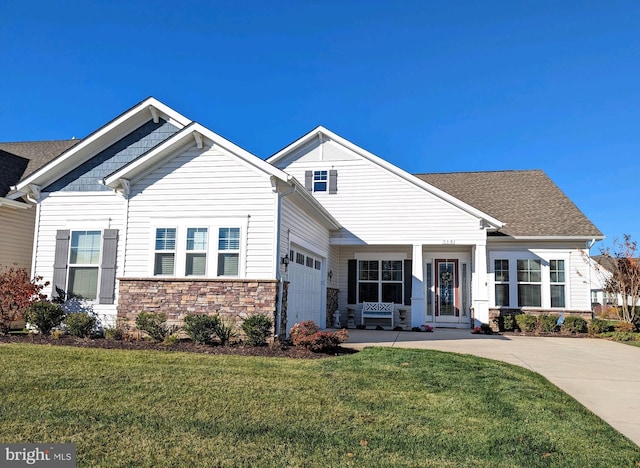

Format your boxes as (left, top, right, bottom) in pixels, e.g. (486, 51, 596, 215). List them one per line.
(411, 244, 425, 328)
(472, 242, 490, 325)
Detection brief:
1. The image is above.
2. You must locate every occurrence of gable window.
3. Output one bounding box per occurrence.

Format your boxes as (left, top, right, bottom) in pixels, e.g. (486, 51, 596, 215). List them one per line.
(550, 260, 565, 308)
(218, 227, 240, 276)
(313, 171, 327, 192)
(494, 259, 510, 307)
(154, 228, 176, 275)
(68, 231, 101, 300)
(305, 170, 337, 193)
(517, 259, 541, 307)
(186, 228, 208, 276)
(358, 260, 403, 303)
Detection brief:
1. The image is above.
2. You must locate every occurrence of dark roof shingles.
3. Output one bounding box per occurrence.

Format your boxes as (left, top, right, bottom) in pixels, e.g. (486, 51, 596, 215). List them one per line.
(415, 170, 602, 238)
(0, 140, 80, 196)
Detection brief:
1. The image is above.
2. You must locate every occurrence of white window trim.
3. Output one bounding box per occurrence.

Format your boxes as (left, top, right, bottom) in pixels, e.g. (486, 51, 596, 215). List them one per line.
(489, 251, 571, 309)
(313, 170, 328, 192)
(149, 218, 247, 278)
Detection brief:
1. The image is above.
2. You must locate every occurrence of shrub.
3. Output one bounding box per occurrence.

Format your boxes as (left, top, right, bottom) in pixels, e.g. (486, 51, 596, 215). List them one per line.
(213, 316, 237, 346)
(515, 314, 537, 332)
(24, 301, 65, 335)
(183, 314, 220, 345)
(0, 266, 48, 335)
(537, 314, 559, 333)
(104, 327, 124, 340)
(561, 316, 588, 334)
(480, 323, 493, 334)
(135, 311, 179, 341)
(613, 321, 635, 333)
(502, 315, 515, 332)
(64, 312, 98, 338)
(242, 314, 273, 346)
(610, 331, 639, 342)
(589, 318, 613, 335)
(290, 320, 349, 352)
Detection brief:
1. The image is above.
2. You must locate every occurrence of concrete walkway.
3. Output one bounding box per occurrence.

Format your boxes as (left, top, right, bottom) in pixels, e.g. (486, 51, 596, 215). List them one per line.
(343, 329, 640, 447)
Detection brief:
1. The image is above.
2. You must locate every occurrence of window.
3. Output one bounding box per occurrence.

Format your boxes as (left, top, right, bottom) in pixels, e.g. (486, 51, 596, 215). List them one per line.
(296, 252, 305, 265)
(517, 259, 541, 307)
(313, 170, 327, 192)
(494, 259, 510, 307)
(358, 260, 403, 303)
(218, 227, 240, 276)
(306, 256, 314, 268)
(154, 228, 176, 275)
(68, 230, 101, 300)
(186, 228, 208, 276)
(550, 259, 565, 307)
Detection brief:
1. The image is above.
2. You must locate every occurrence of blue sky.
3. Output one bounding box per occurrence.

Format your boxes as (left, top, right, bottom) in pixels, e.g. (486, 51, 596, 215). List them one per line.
(1, 1, 638, 252)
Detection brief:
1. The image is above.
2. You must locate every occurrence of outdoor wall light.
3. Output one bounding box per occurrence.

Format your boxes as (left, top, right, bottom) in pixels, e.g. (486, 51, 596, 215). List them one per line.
(328, 270, 333, 281)
(281, 254, 290, 272)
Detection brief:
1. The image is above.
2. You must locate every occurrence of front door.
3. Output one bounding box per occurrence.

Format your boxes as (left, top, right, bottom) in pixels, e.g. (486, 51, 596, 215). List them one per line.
(435, 259, 459, 323)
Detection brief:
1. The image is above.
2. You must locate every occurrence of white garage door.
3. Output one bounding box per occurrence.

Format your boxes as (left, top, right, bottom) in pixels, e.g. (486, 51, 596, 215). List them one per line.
(286, 245, 324, 332)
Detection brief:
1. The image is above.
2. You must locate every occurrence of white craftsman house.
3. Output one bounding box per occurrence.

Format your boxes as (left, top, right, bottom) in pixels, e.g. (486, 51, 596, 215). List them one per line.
(13, 98, 603, 335)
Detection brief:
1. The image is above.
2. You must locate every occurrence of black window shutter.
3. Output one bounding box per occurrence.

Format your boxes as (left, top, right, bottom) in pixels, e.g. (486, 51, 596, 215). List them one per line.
(329, 170, 338, 194)
(99, 229, 118, 305)
(52, 230, 70, 301)
(347, 259, 357, 304)
(304, 171, 312, 191)
(404, 259, 413, 305)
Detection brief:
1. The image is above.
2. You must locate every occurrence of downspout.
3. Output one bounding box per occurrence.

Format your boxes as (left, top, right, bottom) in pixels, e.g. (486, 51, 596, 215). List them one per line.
(587, 238, 596, 317)
(274, 179, 296, 340)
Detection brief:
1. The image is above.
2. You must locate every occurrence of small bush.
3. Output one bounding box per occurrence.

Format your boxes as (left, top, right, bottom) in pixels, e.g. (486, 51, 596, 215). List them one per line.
(24, 301, 65, 335)
(613, 321, 635, 333)
(502, 315, 515, 332)
(515, 314, 537, 332)
(561, 316, 588, 334)
(242, 314, 273, 346)
(589, 318, 613, 335)
(537, 314, 559, 333)
(183, 314, 220, 345)
(0, 266, 48, 335)
(135, 311, 179, 341)
(52, 329, 65, 340)
(290, 320, 349, 352)
(104, 327, 124, 340)
(64, 312, 98, 338)
(480, 323, 493, 334)
(609, 331, 639, 342)
(213, 316, 237, 346)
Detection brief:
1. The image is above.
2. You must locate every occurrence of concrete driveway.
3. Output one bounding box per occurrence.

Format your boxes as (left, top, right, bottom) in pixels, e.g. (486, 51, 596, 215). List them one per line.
(343, 329, 640, 447)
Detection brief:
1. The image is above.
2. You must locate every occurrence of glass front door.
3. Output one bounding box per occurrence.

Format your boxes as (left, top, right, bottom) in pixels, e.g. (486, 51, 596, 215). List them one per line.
(435, 259, 459, 322)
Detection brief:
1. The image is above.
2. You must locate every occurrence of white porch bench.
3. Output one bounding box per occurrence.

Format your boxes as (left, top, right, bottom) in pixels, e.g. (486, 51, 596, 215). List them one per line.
(361, 302, 394, 328)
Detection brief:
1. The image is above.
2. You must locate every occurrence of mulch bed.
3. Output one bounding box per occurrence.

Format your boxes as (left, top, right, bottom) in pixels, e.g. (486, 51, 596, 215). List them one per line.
(0, 334, 357, 359)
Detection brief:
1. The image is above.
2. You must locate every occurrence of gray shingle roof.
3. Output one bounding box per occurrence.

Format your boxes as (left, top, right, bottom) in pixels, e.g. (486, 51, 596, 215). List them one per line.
(415, 170, 603, 238)
(0, 140, 80, 197)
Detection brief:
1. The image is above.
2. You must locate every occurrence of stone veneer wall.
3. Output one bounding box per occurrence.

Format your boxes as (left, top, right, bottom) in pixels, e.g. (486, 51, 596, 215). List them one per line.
(326, 287, 339, 328)
(118, 278, 281, 331)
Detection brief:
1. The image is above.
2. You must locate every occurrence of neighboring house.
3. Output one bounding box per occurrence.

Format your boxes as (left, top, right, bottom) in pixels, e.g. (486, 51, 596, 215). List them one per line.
(14, 97, 603, 334)
(0, 140, 79, 273)
(589, 255, 640, 310)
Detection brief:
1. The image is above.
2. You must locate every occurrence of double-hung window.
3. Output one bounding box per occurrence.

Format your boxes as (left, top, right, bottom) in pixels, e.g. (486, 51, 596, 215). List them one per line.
(217, 227, 240, 276)
(313, 170, 327, 192)
(358, 260, 403, 303)
(517, 259, 542, 307)
(68, 230, 101, 300)
(186, 228, 208, 276)
(494, 259, 510, 307)
(549, 260, 565, 308)
(154, 228, 176, 275)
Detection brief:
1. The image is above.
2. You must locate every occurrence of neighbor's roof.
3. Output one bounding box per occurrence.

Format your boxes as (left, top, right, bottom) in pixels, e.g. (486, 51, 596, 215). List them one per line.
(0, 140, 81, 196)
(415, 170, 603, 239)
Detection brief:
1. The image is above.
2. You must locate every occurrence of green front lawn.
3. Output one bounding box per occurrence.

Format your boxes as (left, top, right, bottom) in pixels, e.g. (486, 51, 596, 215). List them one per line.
(1, 344, 638, 467)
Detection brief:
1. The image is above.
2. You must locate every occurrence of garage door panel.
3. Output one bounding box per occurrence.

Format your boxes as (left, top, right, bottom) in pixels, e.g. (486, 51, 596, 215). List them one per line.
(286, 245, 324, 331)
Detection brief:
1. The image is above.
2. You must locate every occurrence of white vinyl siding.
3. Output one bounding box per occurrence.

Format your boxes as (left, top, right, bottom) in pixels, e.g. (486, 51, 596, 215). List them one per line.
(125, 144, 278, 279)
(274, 139, 485, 245)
